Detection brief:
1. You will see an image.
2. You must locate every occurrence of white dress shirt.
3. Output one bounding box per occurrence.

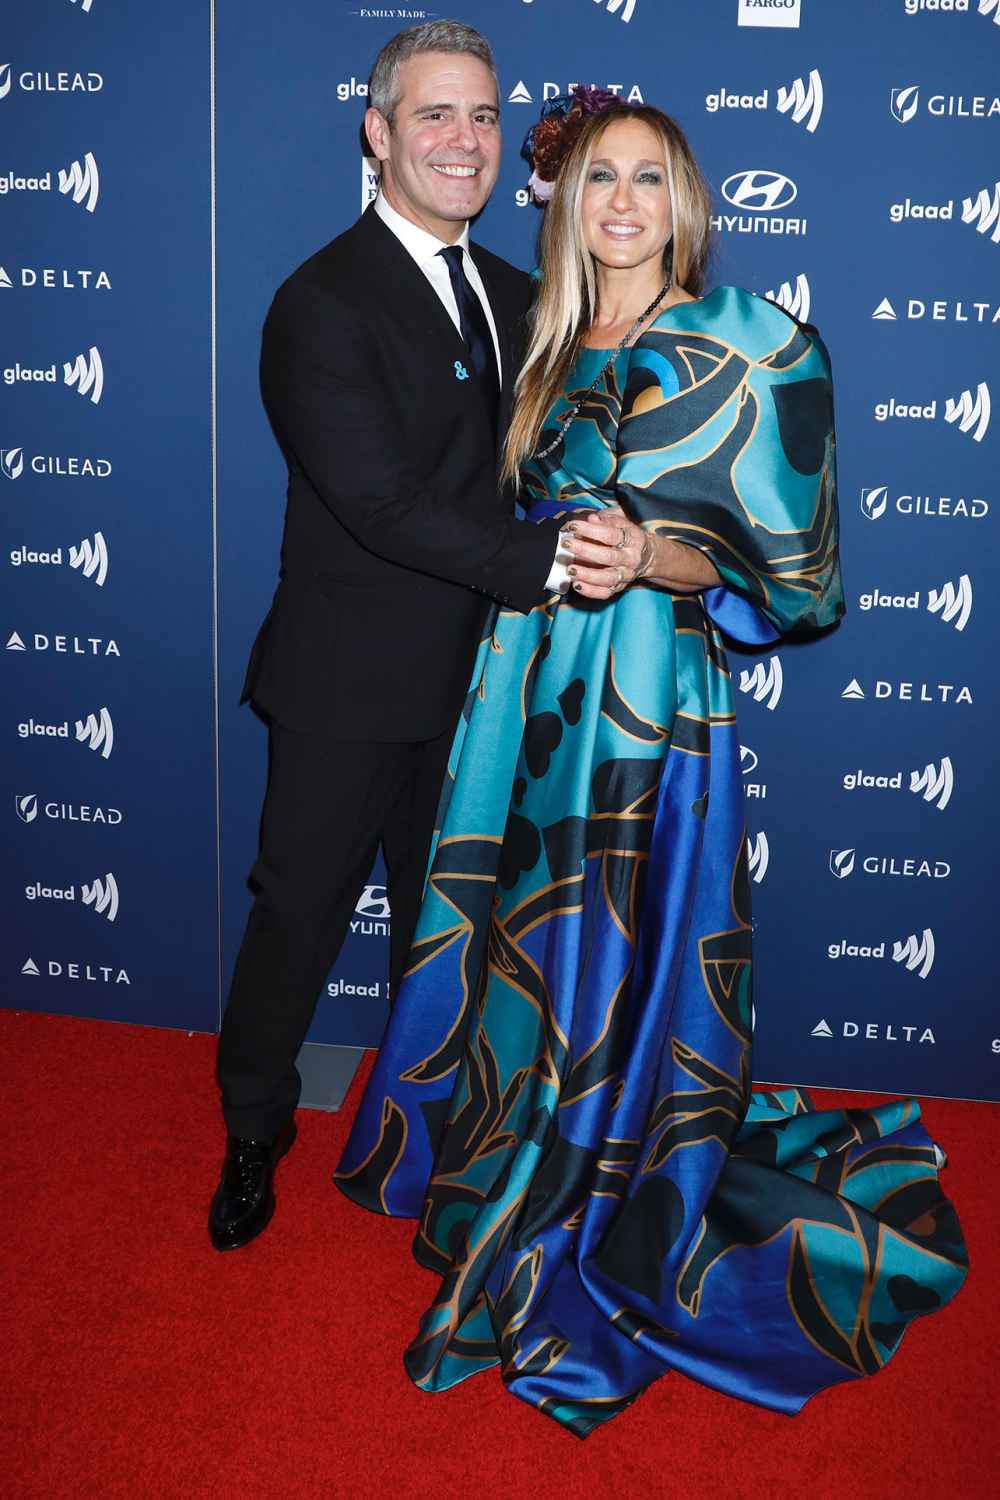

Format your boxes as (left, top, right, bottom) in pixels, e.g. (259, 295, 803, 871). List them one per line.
(372, 191, 569, 594)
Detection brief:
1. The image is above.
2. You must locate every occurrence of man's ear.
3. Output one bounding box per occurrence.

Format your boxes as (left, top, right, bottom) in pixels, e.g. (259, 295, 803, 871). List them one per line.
(365, 107, 391, 163)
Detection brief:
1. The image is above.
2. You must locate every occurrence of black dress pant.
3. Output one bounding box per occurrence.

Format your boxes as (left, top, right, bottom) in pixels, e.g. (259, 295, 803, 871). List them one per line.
(216, 719, 453, 1140)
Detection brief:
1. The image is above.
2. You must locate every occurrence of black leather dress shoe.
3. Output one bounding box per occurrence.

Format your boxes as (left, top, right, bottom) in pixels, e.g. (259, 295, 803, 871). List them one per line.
(208, 1121, 297, 1252)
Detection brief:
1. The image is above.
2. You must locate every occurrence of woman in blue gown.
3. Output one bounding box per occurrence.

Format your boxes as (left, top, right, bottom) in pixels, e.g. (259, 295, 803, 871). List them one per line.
(335, 98, 967, 1437)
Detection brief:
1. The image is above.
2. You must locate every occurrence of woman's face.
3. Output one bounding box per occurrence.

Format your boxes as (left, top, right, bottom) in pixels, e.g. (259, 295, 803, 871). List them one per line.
(580, 117, 673, 277)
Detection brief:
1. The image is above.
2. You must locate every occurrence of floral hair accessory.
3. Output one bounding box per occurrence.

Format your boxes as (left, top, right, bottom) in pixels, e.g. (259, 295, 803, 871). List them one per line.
(520, 85, 624, 205)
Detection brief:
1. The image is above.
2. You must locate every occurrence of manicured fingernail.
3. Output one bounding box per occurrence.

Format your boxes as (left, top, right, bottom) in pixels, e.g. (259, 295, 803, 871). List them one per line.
(567, 566, 577, 577)
(573, 582, 584, 592)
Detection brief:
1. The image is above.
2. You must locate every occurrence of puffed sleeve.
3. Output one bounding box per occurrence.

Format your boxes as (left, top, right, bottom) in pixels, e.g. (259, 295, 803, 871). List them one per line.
(615, 287, 844, 644)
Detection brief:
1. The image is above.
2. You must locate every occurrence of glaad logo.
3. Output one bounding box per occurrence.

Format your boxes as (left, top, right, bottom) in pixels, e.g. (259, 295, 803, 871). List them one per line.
(352, 883, 390, 935)
(840, 676, 972, 706)
(843, 757, 954, 811)
(927, 575, 973, 630)
(81, 873, 118, 921)
(9, 532, 109, 587)
(69, 1, 95, 12)
(910, 757, 954, 810)
(981, 0, 1000, 25)
(594, 0, 638, 21)
(827, 928, 937, 981)
(857, 575, 973, 630)
(776, 70, 824, 132)
(874, 384, 991, 441)
(746, 830, 769, 883)
(738, 0, 801, 26)
(963, 182, 1000, 242)
(764, 273, 810, 321)
(1, 445, 111, 480)
(337, 77, 368, 103)
(75, 707, 114, 758)
(24, 871, 120, 922)
(0, 153, 100, 212)
(16, 707, 115, 757)
(715, 170, 805, 237)
(706, 72, 823, 133)
(738, 656, 783, 710)
(859, 485, 989, 522)
(893, 929, 936, 979)
(64, 347, 104, 404)
(945, 383, 991, 441)
(59, 153, 99, 211)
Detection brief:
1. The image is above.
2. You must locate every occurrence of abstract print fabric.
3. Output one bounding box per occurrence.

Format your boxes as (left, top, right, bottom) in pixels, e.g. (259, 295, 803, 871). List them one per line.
(334, 288, 967, 1437)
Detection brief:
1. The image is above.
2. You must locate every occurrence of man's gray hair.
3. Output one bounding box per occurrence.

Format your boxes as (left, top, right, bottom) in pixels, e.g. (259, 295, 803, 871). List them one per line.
(368, 20, 497, 126)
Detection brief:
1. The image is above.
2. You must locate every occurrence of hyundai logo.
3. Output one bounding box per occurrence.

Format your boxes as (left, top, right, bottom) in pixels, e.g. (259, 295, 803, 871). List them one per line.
(721, 169, 798, 212)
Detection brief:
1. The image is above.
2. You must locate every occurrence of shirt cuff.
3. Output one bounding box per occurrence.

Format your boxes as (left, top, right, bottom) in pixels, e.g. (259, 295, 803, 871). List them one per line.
(544, 551, 572, 596)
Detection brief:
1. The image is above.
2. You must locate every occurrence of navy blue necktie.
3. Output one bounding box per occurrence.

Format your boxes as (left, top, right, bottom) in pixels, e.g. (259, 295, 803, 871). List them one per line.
(439, 244, 501, 430)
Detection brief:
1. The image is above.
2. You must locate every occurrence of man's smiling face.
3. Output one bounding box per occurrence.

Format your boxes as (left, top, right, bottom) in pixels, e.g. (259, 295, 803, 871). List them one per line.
(366, 51, 501, 242)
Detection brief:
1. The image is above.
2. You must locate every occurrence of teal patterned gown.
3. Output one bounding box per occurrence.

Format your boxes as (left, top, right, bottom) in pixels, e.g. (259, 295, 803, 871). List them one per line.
(335, 288, 967, 1437)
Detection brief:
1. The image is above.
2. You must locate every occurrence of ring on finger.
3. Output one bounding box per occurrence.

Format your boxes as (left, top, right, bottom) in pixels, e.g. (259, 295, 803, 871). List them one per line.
(618, 525, 628, 549)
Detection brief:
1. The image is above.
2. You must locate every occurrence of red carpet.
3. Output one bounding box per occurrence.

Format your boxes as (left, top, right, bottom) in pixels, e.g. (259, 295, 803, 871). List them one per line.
(5, 1009, 998, 1500)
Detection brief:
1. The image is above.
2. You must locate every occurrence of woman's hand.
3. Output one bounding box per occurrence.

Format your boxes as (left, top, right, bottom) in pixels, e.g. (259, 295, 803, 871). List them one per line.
(561, 507, 721, 600)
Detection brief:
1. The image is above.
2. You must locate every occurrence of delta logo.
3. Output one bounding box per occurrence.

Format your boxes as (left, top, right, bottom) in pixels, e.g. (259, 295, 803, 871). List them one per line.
(0, 152, 99, 212)
(21, 956, 130, 986)
(874, 383, 991, 442)
(871, 294, 1000, 325)
(859, 485, 989, 523)
(507, 78, 645, 106)
(706, 69, 823, 133)
(0, 263, 112, 291)
(6, 629, 120, 658)
(840, 677, 973, 706)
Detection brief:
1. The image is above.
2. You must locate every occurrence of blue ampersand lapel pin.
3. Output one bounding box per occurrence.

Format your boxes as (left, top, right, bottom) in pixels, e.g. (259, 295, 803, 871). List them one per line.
(454, 361, 470, 381)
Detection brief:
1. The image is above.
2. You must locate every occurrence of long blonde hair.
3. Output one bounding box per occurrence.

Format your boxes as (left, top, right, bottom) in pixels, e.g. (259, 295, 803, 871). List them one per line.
(502, 105, 712, 485)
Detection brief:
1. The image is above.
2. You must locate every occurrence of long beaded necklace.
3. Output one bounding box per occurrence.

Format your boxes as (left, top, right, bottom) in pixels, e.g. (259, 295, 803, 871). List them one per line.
(534, 278, 674, 461)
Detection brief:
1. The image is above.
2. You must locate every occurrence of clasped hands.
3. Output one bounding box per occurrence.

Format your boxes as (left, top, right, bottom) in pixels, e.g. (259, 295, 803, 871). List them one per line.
(557, 506, 721, 601)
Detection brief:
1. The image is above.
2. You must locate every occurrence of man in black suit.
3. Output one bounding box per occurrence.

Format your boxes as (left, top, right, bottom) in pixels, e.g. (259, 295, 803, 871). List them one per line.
(209, 22, 615, 1251)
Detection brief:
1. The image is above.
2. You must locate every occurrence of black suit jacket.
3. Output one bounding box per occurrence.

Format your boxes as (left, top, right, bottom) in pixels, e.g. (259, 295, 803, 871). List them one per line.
(243, 206, 556, 740)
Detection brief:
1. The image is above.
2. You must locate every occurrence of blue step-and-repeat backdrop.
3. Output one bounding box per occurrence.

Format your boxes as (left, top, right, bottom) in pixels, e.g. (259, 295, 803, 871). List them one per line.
(3, 0, 999, 1101)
